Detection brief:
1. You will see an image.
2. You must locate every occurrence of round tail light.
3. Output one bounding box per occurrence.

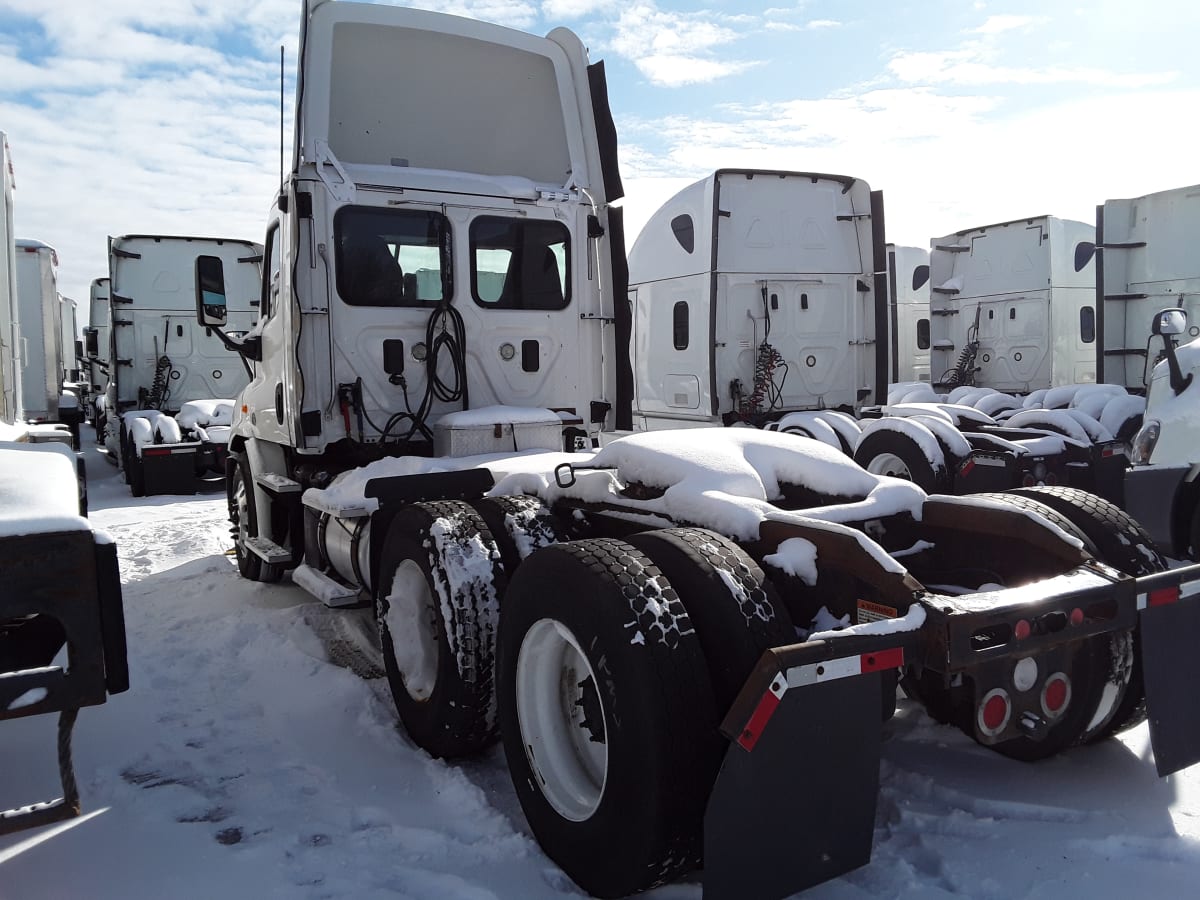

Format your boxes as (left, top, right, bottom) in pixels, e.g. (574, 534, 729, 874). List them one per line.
(1041, 673, 1071, 718)
(978, 688, 1012, 737)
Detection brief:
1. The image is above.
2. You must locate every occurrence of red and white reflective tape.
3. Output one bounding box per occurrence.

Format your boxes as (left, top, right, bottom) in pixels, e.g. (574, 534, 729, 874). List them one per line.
(1137, 581, 1200, 610)
(735, 647, 905, 751)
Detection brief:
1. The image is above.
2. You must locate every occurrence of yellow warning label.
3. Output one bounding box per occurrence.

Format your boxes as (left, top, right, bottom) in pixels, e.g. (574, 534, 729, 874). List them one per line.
(857, 599, 898, 624)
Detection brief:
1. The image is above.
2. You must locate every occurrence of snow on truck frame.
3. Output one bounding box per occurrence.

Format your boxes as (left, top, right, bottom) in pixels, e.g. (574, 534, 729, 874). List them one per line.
(104, 234, 261, 496)
(201, 3, 1200, 898)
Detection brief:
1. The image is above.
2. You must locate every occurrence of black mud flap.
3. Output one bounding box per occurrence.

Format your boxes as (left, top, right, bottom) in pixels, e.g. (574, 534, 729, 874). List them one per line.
(703, 634, 914, 899)
(141, 444, 201, 495)
(1140, 587, 1200, 776)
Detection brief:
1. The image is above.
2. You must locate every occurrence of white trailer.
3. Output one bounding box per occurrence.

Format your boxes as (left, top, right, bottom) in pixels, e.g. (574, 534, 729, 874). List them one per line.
(1, 132, 18, 423)
(627, 169, 887, 430)
(0, 135, 129, 836)
(104, 234, 260, 495)
(1096, 184, 1200, 390)
(13, 238, 63, 423)
(888, 243, 931, 383)
(83, 277, 111, 428)
(929, 216, 1098, 392)
(195, 4, 1200, 898)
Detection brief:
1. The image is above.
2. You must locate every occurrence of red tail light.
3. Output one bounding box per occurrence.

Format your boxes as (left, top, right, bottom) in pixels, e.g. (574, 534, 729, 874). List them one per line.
(1021, 474, 1036, 486)
(1013, 618, 1031, 640)
(978, 688, 1011, 736)
(1069, 607, 1084, 626)
(1041, 673, 1071, 718)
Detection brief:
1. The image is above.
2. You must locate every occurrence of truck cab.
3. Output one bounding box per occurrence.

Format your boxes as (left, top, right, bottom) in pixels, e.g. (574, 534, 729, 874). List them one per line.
(929, 216, 1098, 392)
(627, 170, 886, 429)
(1124, 308, 1200, 557)
(216, 0, 625, 489)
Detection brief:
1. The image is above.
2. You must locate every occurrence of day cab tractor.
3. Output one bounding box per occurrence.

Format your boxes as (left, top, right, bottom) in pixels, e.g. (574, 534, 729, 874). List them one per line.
(202, 2, 1200, 897)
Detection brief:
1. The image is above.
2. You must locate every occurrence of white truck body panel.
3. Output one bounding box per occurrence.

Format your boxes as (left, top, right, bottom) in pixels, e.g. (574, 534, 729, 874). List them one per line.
(106, 235, 260, 419)
(628, 170, 881, 426)
(0, 132, 17, 422)
(59, 294, 79, 382)
(87, 277, 110, 396)
(13, 239, 61, 422)
(889, 244, 930, 383)
(929, 216, 1097, 392)
(1099, 184, 1200, 389)
(244, 1, 617, 456)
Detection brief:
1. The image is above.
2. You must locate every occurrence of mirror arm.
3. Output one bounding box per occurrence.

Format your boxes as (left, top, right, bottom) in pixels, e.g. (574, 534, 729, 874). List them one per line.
(1164, 335, 1193, 395)
(210, 325, 263, 364)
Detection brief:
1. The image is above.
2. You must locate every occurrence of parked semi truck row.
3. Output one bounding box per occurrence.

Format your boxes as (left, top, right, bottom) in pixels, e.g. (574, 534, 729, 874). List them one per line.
(190, 4, 1200, 898)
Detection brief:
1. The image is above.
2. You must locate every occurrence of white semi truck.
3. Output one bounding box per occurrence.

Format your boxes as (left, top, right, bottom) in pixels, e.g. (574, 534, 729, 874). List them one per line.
(1095, 184, 1200, 390)
(104, 234, 260, 495)
(13, 238, 63, 424)
(627, 169, 888, 433)
(83, 276, 111, 432)
(202, 3, 1200, 898)
(928, 216, 1099, 392)
(1123, 308, 1200, 558)
(0, 130, 129, 835)
(0, 132, 17, 423)
(888, 243, 931, 383)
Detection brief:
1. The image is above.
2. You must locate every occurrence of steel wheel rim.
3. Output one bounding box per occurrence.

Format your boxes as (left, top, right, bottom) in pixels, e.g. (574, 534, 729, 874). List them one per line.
(866, 452, 913, 480)
(383, 559, 440, 701)
(232, 469, 252, 556)
(515, 617, 608, 822)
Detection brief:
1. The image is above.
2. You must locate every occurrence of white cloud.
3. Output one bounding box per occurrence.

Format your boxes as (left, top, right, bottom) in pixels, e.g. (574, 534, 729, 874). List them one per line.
(971, 14, 1045, 35)
(540, 0, 618, 19)
(607, 3, 755, 87)
(618, 85, 1200, 251)
(888, 48, 1177, 87)
(805, 19, 841, 30)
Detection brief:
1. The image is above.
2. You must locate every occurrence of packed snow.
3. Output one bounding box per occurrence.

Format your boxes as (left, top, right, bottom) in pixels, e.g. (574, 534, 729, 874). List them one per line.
(3, 426, 1200, 899)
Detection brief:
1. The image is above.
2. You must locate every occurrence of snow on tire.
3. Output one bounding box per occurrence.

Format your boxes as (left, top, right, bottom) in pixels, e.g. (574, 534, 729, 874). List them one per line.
(375, 500, 507, 759)
(626, 527, 796, 713)
(498, 539, 719, 898)
(471, 494, 569, 577)
(854, 420, 950, 493)
(1008, 485, 1167, 739)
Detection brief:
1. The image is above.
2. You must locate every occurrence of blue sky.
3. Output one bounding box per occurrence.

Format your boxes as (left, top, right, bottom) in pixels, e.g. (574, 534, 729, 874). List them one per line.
(1, 0, 1198, 305)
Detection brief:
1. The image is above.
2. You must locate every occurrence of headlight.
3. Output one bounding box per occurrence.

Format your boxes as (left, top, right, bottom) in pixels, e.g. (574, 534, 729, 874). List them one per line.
(1130, 419, 1161, 465)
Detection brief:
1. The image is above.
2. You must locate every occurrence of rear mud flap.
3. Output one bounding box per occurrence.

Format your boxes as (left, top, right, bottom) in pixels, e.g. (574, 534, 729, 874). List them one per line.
(1140, 596, 1200, 776)
(703, 670, 885, 899)
(141, 445, 201, 495)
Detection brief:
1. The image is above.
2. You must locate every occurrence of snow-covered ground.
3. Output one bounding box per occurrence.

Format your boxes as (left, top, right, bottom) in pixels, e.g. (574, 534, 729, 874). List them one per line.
(3, 425, 1200, 899)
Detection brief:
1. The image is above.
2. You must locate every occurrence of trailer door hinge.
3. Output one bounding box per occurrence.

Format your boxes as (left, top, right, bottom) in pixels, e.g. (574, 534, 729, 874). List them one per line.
(848, 338, 876, 346)
(579, 314, 615, 323)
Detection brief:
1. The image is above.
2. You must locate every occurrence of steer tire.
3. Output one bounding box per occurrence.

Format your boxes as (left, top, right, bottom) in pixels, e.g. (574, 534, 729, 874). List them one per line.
(376, 500, 506, 759)
(1008, 486, 1167, 739)
(626, 527, 796, 713)
(854, 428, 950, 493)
(471, 494, 569, 577)
(229, 453, 283, 583)
(498, 539, 719, 898)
